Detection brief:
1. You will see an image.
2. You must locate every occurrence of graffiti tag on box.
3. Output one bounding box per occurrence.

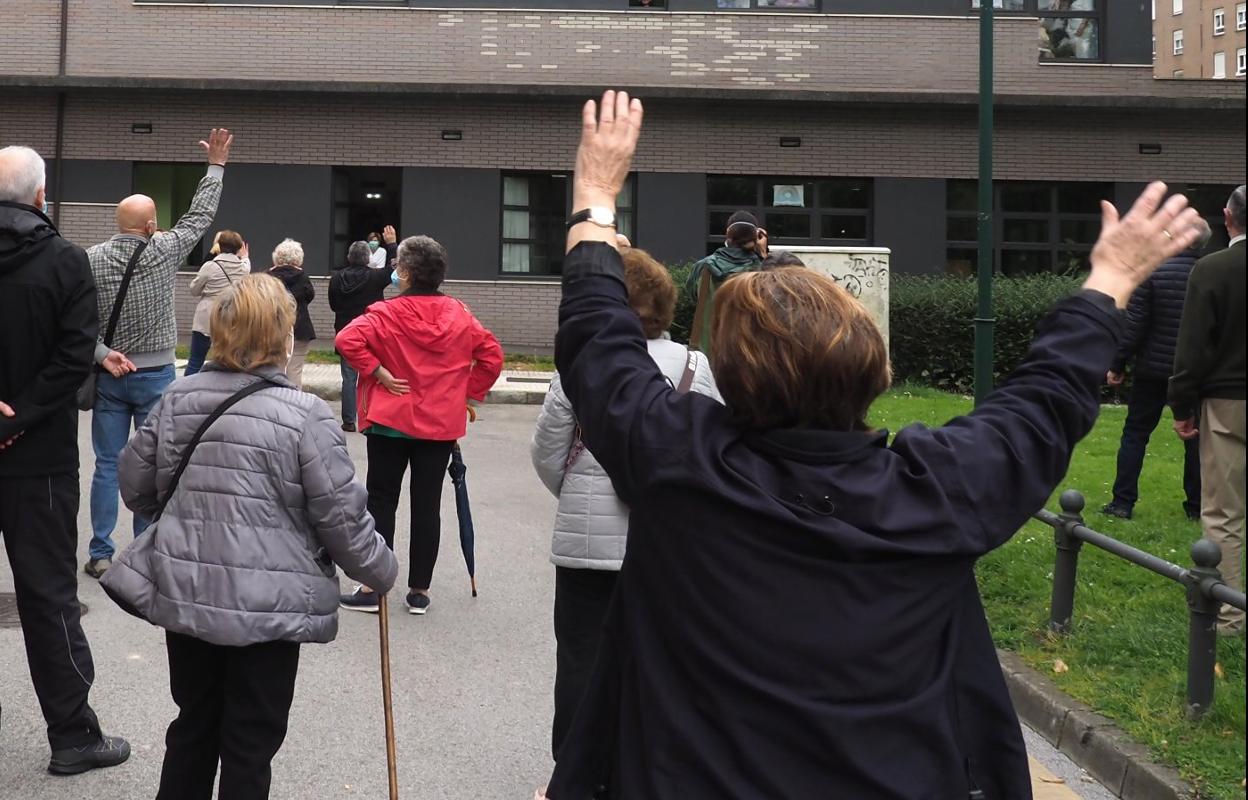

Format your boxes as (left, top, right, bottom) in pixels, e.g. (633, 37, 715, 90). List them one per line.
(825, 255, 890, 299)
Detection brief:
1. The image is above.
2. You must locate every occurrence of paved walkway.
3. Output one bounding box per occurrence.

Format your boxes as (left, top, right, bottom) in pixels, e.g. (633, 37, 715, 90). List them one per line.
(0, 405, 1112, 799)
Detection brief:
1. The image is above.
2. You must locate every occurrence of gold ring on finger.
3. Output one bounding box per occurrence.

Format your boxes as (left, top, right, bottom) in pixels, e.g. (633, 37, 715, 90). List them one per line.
(1163, 229, 1174, 240)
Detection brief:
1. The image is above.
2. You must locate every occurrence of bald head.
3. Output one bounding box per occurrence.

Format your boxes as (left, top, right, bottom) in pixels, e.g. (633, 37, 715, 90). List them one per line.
(116, 194, 158, 237)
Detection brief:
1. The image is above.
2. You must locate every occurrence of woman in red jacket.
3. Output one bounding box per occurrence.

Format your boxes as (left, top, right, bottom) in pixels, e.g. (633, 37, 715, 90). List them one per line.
(335, 235, 503, 615)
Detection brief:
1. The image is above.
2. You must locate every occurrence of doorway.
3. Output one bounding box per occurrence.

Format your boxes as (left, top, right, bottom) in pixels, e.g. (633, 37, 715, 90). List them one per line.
(331, 167, 403, 267)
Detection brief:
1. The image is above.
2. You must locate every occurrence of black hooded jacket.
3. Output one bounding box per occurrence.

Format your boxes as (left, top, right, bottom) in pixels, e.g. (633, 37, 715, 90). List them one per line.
(328, 258, 392, 334)
(0, 201, 99, 477)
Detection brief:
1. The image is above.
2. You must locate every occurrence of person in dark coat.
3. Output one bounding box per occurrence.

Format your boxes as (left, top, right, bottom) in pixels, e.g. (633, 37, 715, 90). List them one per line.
(267, 238, 316, 389)
(541, 90, 1204, 800)
(1102, 219, 1212, 521)
(329, 230, 397, 431)
(0, 144, 131, 775)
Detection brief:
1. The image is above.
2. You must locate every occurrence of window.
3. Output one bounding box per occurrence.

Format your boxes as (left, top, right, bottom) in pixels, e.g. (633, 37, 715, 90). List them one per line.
(705, 176, 870, 255)
(501, 173, 634, 275)
(1173, 0, 1182, 13)
(1214, 51, 1227, 78)
(1174, 29, 1184, 54)
(1238, 2, 1246, 29)
(945, 181, 1110, 276)
(1038, 1, 1101, 60)
(1175, 184, 1240, 251)
(132, 163, 210, 266)
(1238, 47, 1247, 76)
(717, 0, 816, 8)
(628, 0, 665, 7)
(1214, 8, 1227, 33)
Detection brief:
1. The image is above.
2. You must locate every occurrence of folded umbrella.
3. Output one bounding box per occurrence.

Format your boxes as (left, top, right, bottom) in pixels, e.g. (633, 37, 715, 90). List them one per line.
(448, 441, 478, 597)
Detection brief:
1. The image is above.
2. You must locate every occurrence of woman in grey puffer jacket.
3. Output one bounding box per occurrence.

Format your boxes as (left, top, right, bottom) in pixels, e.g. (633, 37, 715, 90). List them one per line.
(117, 274, 397, 799)
(531, 248, 721, 760)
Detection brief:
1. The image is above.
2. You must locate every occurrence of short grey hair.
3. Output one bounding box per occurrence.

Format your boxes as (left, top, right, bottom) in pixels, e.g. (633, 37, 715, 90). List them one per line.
(396, 235, 448, 290)
(272, 238, 304, 267)
(1189, 217, 1213, 250)
(347, 240, 372, 267)
(0, 145, 46, 204)
(1228, 185, 1247, 232)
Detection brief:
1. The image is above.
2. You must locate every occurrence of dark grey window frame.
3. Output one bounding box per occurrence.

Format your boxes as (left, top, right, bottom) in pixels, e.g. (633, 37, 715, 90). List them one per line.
(705, 175, 872, 255)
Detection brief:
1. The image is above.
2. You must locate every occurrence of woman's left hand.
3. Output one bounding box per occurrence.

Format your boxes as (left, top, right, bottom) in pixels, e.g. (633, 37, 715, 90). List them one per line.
(374, 366, 410, 396)
(572, 90, 644, 213)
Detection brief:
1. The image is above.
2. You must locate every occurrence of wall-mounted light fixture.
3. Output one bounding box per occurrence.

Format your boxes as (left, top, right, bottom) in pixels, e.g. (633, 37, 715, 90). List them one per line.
(779, 136, 802, 148)
(1138, 143, 1163, 155)
(365, 192, 383, 200)
(131, 123, 153, 134)
(441, 129, 463, 141)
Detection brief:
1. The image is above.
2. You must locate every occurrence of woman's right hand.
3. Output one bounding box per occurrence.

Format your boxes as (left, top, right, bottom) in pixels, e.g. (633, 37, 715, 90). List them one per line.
(374, 365, 410, 396)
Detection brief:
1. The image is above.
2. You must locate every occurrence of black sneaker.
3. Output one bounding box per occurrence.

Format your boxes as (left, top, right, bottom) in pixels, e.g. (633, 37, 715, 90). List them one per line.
(1100, 502, 1133, 520)
(405, 592, 430, 616)
(83, 559, 111, 579)
(1184, 506, 1201, 522)
(340, 587, 380, 613)
(48, 734, 131, 775)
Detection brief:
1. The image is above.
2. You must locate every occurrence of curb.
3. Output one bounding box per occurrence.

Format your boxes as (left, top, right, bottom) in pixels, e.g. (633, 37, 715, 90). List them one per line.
(997, 650, 1196, 800)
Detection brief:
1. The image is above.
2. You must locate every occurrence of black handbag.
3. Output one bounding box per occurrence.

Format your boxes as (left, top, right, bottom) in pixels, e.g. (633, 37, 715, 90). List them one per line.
(77, 241, 149, 411)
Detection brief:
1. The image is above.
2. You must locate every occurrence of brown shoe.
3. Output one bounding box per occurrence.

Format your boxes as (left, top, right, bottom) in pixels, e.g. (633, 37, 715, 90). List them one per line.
(341, 422, 357, 433)
(83, 559, 111, 579)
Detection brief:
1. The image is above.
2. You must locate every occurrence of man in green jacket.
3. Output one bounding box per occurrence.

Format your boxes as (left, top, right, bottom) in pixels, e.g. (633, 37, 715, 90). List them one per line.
(687, 211, 766, 357)
(1170, 184, 1246, 636)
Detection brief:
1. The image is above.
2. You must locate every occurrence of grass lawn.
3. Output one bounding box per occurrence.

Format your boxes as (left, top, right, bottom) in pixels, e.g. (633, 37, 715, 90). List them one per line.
(869, 384, 1246, 799)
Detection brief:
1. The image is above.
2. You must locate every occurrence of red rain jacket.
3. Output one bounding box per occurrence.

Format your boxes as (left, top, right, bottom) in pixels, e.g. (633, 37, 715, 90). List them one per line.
(335, 293, 503, 441)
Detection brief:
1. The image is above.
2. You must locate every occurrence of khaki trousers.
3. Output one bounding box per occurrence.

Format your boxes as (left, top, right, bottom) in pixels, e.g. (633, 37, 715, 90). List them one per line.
(1200, 397, 1246, 632)
(285, 340, 311, 390)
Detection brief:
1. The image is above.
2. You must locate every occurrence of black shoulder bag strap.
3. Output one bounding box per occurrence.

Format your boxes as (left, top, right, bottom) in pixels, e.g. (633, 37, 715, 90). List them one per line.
(153, 377, 278, 521)
(213, 258, 236, 286)
(102, 241, 149, 348)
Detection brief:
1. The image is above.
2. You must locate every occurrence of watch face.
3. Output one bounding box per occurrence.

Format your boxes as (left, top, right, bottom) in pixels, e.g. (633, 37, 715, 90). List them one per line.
(589, 207, 615, 226)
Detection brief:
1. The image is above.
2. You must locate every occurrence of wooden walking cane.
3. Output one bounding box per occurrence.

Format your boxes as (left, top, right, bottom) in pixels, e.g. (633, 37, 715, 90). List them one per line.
(378, 595, 399, 799)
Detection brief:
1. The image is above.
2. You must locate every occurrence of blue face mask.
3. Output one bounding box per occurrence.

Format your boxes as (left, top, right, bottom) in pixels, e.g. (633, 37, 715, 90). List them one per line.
(390, 269, 401, 288)
(369, 241, 380, 252)
(41, 199, 49, 215)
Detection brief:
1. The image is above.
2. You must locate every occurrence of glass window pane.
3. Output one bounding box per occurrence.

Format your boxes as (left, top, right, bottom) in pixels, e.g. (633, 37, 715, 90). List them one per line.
(618, 212, 634, 241)
(948, 180, 979, 213)
(758, 0, 816, 6)
(972, 0, 1027, 9)
(1001, 249, 1053, 276)
(503, 210, 530, 240)
(708, 176, 757, 207)
(501, 243, 530, 273)
(818, 179, 871, 209)
(1003, 219, 1050, 243)
(716, 0, 750, 7)
(1056, 183, 1109, 214)
(709, 210, 735, 237)
(1000, 184, 1052, 213)
(503, 176, 529, 207)
(768, 182, 810, 208)
(765, 213, 812, 239)
(946, 248, 977, 277)
(1058, 219, 1100, 244)
(618, 179, 634, 209)
(820, 215, 868, 240)
(947, 217, 978, 242)
(1041, 17, 1100, 59)
(1040, 0, 1097, 9)
(1056, 250, 1093, 274)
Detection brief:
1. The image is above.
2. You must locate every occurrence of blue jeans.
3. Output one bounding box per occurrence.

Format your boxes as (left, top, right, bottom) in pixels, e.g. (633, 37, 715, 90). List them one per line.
(185, 331, 211, 377)
(1111, 375, 1201, 514)
(89, 365, 176, 560)
(340, 359, 359, 425)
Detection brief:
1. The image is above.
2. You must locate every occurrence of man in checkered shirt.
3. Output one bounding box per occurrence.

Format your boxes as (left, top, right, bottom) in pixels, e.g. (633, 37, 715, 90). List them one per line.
(83, 129, 233, 579)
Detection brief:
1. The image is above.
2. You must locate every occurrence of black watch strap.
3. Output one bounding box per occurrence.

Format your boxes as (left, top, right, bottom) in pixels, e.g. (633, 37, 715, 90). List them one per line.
(566, 207, 616, 230)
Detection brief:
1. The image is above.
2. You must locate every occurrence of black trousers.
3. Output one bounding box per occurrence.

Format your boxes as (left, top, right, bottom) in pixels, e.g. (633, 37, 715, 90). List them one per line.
(0, 473, 101, 750)
(157, 631, 301, 800)
(1111, 376, 1201, 513)
(552, 566, 619, 760)
(366, 435, 455, 591)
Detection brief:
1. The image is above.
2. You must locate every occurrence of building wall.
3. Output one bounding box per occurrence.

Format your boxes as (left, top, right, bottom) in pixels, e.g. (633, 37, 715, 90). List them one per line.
(1154, 0, 1247, 78)
(1, 0, 1240, 104)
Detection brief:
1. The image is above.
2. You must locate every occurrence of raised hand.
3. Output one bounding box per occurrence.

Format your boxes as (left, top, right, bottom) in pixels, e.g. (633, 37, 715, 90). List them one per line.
(383, 225, 398, 245)
(1085, 182, 1203, 308)
(102, 350, 137, 378)
(198, 128, 234, 167)
(374, 365, 410, 397)
(573, 90, 644, 212)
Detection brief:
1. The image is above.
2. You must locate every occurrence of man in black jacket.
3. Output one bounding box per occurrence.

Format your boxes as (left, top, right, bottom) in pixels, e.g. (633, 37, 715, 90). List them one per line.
(1102, 219, 1212, 521)
(0, 145, 131, 774)
(329, 230, 395, 432)
(1171, 185, 1247, 636)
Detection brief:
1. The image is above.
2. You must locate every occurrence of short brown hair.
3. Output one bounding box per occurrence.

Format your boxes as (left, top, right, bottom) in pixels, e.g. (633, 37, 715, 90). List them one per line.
(622, 247, 677, 339)
(215, 230, 244, 255)
(209, 274, 296, 372)
(712, 269, 891, 430)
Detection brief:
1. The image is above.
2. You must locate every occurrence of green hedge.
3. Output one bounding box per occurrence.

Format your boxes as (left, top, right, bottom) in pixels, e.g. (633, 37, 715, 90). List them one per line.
(665, 264, 1085, 394)
(890, 274, 1084, 393)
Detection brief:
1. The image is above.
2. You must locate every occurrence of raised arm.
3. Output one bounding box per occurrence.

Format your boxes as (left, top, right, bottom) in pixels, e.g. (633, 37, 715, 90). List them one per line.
(148, 129, 232, 265)
(895, 183, 1205, 556)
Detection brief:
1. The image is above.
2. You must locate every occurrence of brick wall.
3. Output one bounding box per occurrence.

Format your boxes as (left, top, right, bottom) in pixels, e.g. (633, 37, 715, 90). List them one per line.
(2, 0, 1243, 105)
(58, 203, 116, 247)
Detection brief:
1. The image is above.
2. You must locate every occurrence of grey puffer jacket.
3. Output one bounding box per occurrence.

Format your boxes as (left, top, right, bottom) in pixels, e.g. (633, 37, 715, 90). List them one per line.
(531, 337, 721, 570)
(118, 365, 397, 647)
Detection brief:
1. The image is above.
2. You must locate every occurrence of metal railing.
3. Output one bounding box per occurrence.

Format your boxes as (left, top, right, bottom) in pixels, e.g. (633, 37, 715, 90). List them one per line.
(1032, 489, 1247, 719)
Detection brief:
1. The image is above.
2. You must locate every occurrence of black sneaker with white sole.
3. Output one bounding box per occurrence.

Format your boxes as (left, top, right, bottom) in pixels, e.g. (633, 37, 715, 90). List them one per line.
(48, 734, 131, 775)
(339, 587, 380, 613)
(405, 592, 430, 615)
